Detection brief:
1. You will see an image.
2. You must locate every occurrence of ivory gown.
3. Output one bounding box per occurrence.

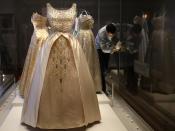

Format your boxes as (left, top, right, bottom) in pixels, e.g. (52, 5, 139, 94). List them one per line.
(77, 14, 102, 92)
(21, 3, 101, 129)
(19, 13, 48, 97)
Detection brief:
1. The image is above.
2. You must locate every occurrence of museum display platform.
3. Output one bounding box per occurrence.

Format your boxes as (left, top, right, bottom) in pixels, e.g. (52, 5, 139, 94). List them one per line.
(0, 90, 128, 131)
(0, 104, 128, 131)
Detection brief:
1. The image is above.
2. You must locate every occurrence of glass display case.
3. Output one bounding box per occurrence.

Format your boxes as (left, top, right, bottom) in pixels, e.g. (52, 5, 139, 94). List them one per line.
(0, 13, 16, 100)
(0, 0, 174, 130)
(106, 0, 175, 130)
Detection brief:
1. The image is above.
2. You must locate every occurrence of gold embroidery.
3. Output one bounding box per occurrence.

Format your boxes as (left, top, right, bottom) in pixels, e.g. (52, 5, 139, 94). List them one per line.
(47, 3, 77, 32)
(46, 36, 76, 91)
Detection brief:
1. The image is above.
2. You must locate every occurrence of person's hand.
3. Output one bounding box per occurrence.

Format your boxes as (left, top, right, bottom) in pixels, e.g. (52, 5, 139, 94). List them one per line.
(115, 41, 122, 50)
(111, 41, 122, 54)
(111, 48, 116, 54)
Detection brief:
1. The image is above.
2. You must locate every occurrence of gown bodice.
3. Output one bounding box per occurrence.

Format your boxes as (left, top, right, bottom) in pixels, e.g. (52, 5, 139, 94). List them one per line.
(47, 3, 77, 33)
(79, 15, 94, 30)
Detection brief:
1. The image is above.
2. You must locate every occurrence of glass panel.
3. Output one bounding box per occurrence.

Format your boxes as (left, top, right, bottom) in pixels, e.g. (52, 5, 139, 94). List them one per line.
(108, 0, 175, 130)
(0, 10, 16, 98)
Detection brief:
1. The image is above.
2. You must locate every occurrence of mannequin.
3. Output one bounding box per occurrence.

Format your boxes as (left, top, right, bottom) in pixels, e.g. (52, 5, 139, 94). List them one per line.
(77, 10, 102, 92)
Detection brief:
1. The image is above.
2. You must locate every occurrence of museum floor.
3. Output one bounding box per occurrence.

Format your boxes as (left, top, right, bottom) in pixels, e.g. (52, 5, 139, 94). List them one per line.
(0, 83, 153, 131)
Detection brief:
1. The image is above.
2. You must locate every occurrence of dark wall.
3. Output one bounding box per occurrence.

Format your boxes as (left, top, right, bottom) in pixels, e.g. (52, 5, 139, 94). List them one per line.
(121, 0, 165, 23)
(0, 0, 17, 73)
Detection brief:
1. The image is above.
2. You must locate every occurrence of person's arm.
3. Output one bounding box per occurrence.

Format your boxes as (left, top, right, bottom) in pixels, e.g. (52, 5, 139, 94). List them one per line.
(98, 32, 114, 53)
(99, 35, 108, 50)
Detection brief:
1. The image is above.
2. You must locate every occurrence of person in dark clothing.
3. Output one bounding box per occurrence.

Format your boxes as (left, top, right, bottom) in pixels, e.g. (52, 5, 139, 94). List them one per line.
(95, 23, 119, 92)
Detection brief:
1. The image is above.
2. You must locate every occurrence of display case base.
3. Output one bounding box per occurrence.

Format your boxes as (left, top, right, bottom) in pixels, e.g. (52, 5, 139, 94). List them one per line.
(0, 104, 127, 131)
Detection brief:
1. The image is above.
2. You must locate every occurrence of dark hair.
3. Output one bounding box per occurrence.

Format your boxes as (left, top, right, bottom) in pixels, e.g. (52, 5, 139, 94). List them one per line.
(131, 24, 142, 34)
(106, 23, 116, 34)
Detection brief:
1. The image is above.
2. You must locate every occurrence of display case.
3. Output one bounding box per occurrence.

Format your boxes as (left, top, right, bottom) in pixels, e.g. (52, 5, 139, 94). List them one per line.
(0, 0, 174, 130)
(106, 0, 175, 130)
(0, 13, 16, 100)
